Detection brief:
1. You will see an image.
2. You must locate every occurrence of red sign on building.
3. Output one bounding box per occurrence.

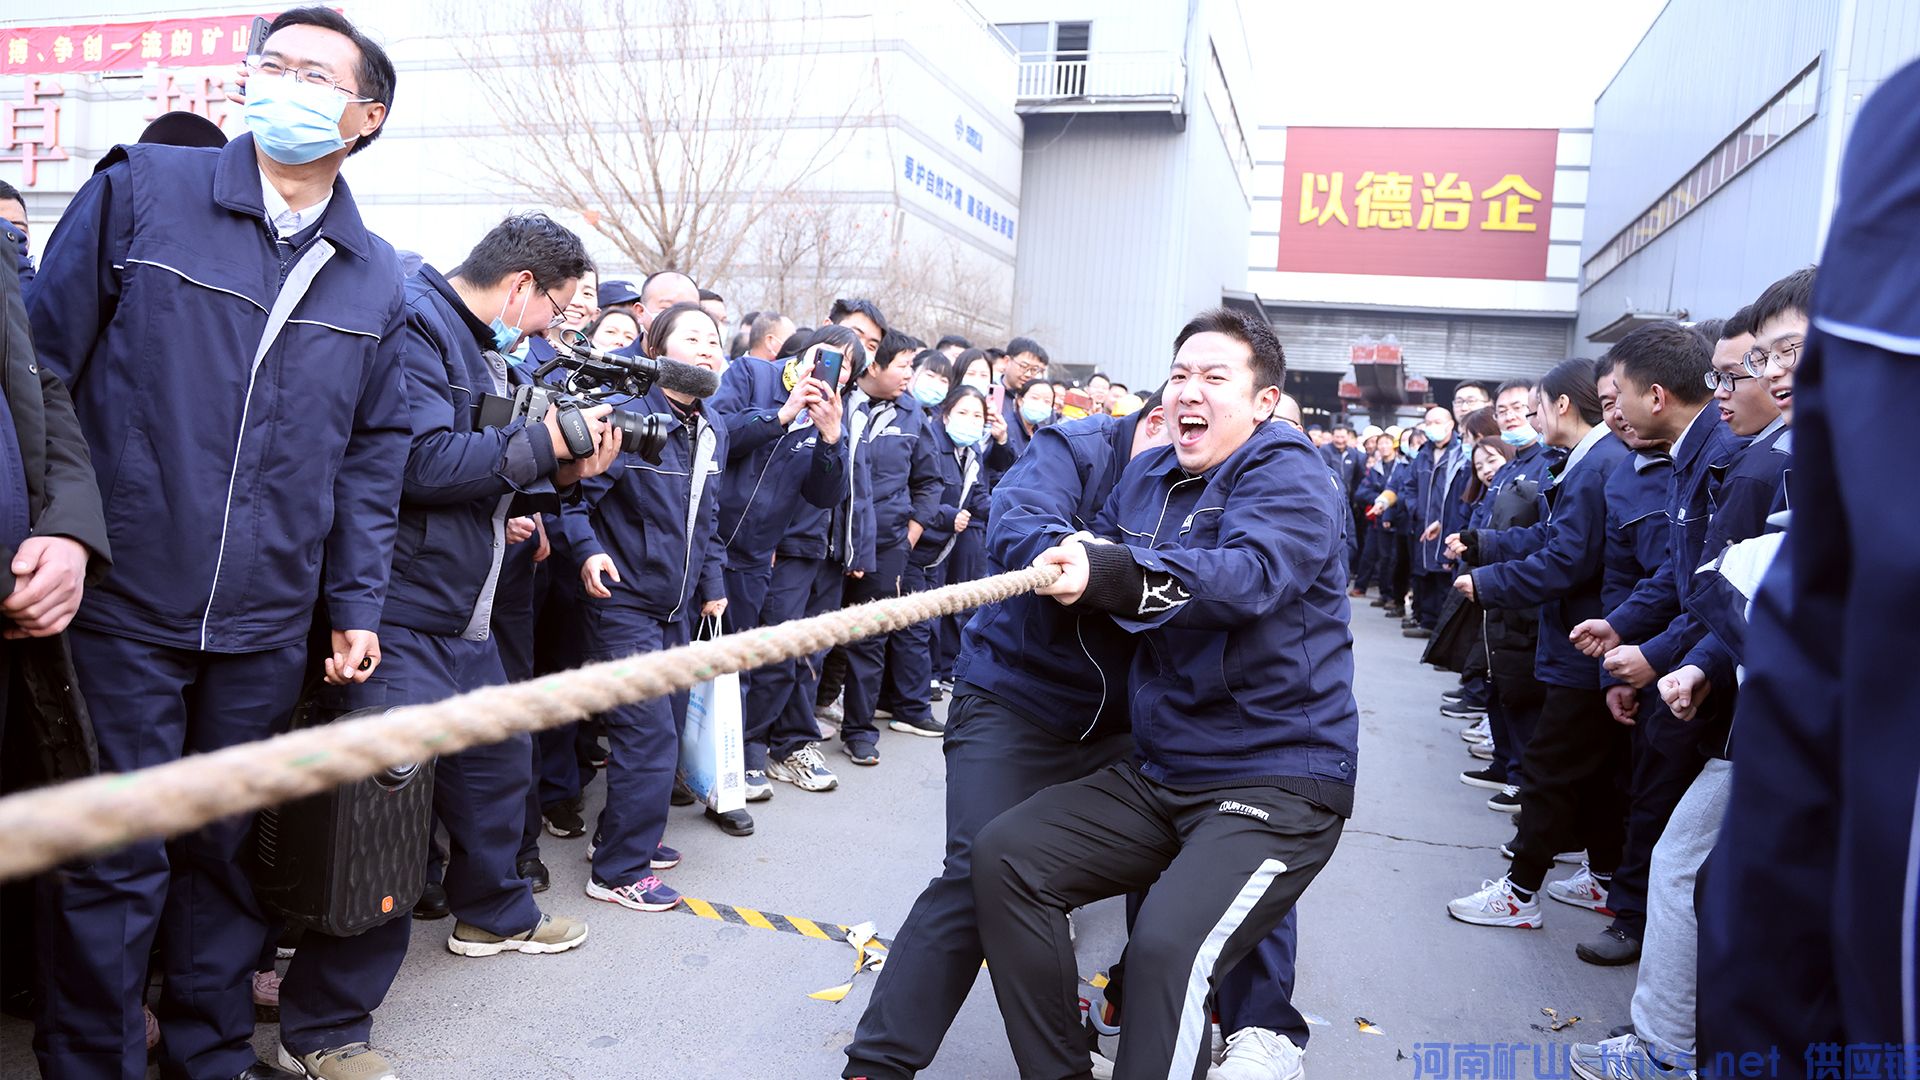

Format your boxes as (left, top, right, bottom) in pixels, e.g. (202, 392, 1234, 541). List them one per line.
(3, 15, 265, 77)
(1276, 127, 1560, 282)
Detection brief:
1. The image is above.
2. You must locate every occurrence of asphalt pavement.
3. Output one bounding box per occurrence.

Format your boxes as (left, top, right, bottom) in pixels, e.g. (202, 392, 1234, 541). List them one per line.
(0, 597, 1639, 1079)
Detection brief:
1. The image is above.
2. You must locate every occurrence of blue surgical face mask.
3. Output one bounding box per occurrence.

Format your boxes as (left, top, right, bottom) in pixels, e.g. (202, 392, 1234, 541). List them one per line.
(1421, 423, 1447, 444)
(1501, 426, 1538, 447)
(945, 416, 984, 446)
(912, 376, 947, 408)
(489, 283, 534, 354)
(1020, 401, 1052, 426)
(962, 375, 991, 392)
(244, 76, 353, 165)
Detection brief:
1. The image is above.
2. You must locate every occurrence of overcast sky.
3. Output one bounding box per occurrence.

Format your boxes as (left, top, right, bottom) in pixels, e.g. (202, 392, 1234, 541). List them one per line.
(1237, 0, 1670, 130)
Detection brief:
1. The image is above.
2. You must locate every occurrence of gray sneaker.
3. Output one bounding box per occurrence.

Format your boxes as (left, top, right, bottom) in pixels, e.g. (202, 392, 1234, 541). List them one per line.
(1569, 1034, 1694, 1079)
(766, 743, 839, 791)
(446, 912, 589, 957)
(278, 1042, 397, 1080)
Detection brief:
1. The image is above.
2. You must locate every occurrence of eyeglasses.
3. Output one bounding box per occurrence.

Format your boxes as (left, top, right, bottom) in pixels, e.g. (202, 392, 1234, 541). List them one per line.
(1493, 404, 1530, 419)
(1015, 359, 1047, 375)
(542, 288, 568, 329)
(1741, 338, 1803, 379)
(1703, 369, 1758, 393)
(1524, 409, 1540, 421)
(245, 56, 375, 102)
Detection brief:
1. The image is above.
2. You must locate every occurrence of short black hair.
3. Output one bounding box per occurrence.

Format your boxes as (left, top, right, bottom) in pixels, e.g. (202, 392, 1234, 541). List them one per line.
(912, 349, 953, 382)
(937, 384, 989, 419)
(1749, 266, 1816, 332)
(1692, 318, 1727, 344)
(451, 212, 593, 294)
(1088, 371, 1111, 384)
(1722, 304, 1758, 340)
(876, 329, 921, 370)
(1108, 381, 1128, 393)
(1453, 380, 1494, 400)
(1006, 336, 1049, 365)
(1495, 377, 1536, 398)
(935, 334, 972, 351)
(1613, 321, 1715, 406)
(951, 348, 990, 378)
(640, 270, 698, 306)
(1539, 357, 1604, 426)
(642, 301, 721, 359)
(1593, 353, 1616, 381)
(1332, 423, 1354, 435)
(829, 297, 889, 334)
(266, 7, 396, 154)
(0, 180, 21, 207)
(698, 288, 724, 304)
(1016, 377, 1055, 401)
(1172, 307, 1286, 395)
(748, 310, 788, 349)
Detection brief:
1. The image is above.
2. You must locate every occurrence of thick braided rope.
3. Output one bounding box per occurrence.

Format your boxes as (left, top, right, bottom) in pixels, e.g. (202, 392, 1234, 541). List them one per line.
(0, 564, 1060, 882)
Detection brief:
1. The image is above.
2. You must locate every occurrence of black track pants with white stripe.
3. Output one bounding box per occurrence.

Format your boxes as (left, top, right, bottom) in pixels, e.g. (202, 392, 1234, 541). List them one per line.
(972, 761, 1344, 1080)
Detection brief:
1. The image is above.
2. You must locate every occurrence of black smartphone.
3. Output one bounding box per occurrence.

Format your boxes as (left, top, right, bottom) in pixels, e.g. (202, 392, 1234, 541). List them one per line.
(246, 16, 270, 61)
(811, 347, 844, 388)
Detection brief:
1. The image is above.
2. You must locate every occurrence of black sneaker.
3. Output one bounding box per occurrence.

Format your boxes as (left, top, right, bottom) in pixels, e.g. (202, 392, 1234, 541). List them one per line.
(1403, 626, 1433, 639)
(1370, 596, 1388, 608)
(1487, 786, 1522, 814)
(1459, 766, 1508, 791)
(1575, 926, 1642, 966)
(1439, 702, 1487, 719)
(517, 858, 550, 894)
(1383, 604, 1406, 618)
(542, 801, 586, 839)
(412, 880, 449, 921)
(705, 807, 755, 836)
(842, 738, 880, 766)
(1441, 688, 1467, 704)
(670, 780, 696, 807)
(889, 715, 947, 738)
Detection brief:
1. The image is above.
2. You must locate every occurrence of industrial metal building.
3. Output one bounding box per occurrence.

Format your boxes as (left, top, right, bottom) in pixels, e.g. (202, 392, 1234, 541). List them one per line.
(1577, 0, 1920, 343)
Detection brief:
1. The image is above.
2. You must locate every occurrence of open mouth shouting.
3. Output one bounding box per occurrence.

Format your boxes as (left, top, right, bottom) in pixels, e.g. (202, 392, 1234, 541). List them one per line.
(1177, 412, 1210, 450)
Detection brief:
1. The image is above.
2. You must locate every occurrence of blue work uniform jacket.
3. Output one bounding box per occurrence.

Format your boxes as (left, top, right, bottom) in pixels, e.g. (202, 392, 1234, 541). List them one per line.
(909, 420, 990, 570)
(1410, 436, 1465, 573)
(1601, 451, 1673, 615)
(1604, 407, 1744, 675)
(1089, 422, 1358, 811)
(382, 264, 563, 640)
(778, 390, 870, 572)
(1470, 426, 1629, 688)
(708, 355, 848, 571)
(853, 391, 942, 554)
(25, 134, 410, 651)
(954, 413, 1140, 742)
(1467, 440, 1559, 531)
(556, 387, 726, 626)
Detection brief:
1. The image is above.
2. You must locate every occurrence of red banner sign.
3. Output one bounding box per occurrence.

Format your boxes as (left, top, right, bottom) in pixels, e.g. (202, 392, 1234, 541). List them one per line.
(3, 15, 266, 77)
(1277, 127, 1560, 282)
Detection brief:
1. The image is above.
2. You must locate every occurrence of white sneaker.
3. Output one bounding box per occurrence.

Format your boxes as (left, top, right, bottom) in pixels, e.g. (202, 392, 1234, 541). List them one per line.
(1467, 739, 1496, 760)
(1555, 849, 1588, 865)
(744, 769, 773, 802)
(1209, 1027, 1306, 1080)
(1091, 1051, 1116, 1079)
(1446, 877, 1543, 928)
(765, 743, 839, 792)
(1546, 864, 1612, 912)
(1459, 717, 1490, 741)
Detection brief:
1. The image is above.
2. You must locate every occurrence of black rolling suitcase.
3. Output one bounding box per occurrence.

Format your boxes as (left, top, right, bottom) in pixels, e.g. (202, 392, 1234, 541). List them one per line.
(252, 676, 435, 936)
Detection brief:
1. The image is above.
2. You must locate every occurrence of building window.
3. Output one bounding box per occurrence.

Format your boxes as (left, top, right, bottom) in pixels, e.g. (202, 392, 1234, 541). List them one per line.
(1583, 58, 1821, 287)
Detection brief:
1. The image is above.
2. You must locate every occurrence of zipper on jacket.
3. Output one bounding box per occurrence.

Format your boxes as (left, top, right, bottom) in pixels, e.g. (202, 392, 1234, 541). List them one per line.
(1150, 475, 1206, 543)
(1075, 614, 1109, 741)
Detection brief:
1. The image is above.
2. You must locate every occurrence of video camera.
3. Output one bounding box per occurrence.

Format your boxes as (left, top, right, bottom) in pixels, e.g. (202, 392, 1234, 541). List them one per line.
(475, 331, 720, 465)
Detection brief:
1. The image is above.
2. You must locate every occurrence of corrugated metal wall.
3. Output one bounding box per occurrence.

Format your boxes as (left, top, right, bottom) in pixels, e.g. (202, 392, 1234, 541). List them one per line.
(1576, 0, 1920, 343)
(1265, 306, 1576, 383)
(1011, 112, 1191, 388)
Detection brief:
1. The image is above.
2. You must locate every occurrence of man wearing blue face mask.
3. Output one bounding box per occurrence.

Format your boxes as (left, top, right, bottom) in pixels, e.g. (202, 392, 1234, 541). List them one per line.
(24, 8, 414, 1080)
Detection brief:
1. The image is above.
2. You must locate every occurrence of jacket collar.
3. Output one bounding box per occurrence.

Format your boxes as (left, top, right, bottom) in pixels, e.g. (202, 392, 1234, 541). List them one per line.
(213, 134, 375, 261)
(1561, 422, 1612, 475)
(1668, 404, 1720, 471)
(418, 263, 497, 352)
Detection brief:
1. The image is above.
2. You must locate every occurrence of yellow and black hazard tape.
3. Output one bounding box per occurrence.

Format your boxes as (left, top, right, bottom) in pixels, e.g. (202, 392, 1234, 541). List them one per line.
(678, 895, 892, 950)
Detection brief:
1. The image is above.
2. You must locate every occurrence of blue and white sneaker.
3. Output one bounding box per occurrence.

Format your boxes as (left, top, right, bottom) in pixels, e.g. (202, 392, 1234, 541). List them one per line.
(586, 875, 682, 912)
(766, 744, 839, 792)
(650, 843, 681, 870)
(744, 769, 773, 802)
(1569, 1034, 1695, 1079)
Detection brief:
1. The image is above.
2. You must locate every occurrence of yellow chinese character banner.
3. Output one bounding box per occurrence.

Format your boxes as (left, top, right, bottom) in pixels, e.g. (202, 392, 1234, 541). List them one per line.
(2, 14, 268, 77)
(1278, 128, 1560, 281)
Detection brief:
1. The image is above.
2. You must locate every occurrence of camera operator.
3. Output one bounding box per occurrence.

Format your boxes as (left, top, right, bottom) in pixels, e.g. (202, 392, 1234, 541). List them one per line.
(557, 302, 729, 911)
(276, 212, 619, 1078)
(23, 8, 411, 1078)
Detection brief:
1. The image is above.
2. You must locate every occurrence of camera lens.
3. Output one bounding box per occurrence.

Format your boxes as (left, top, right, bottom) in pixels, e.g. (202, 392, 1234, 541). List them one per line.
(608, 409, 672, 464)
